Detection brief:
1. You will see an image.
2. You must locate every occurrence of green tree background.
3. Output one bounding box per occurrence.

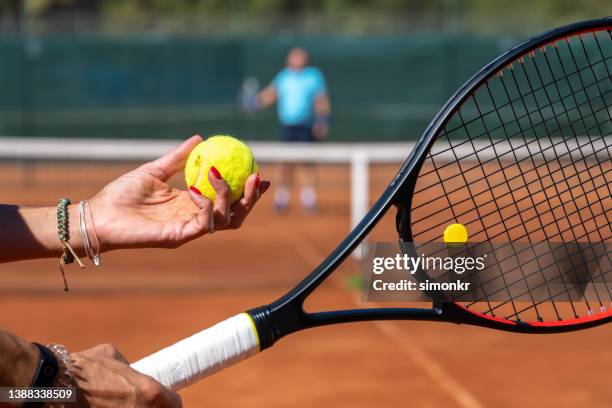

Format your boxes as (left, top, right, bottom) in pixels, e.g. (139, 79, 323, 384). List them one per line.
(2, 0, 611, 35)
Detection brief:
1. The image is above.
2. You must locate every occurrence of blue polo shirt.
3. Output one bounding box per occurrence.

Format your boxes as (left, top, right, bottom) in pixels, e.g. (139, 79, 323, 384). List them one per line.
(272, 67, 327, 126)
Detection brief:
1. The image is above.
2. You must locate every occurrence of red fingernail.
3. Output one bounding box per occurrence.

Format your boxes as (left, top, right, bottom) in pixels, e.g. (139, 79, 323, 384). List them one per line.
(189, 186, 202, 195)
(255, 173, 261, 189)
(210, 166, 222, 179)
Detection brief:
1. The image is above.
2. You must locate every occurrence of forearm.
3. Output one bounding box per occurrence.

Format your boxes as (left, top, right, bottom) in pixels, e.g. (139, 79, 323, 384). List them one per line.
(314, 93, 331, 116)
(257, 86, 277, 109)
(0, 204, 86, 263)
(0, 328, 38, 387)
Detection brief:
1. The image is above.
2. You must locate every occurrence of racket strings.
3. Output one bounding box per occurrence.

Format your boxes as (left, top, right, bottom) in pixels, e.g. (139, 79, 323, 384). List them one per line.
(412, 135, 610, 227)
(459, 99, 563, 321)
(439, 51, 612, 141)
(413, 90, 611, 199)
(414, 79, 611, 191)
(460, 243, 607, 318)
(410, 28, 612, 323)
(424, 141, 501, 316)
(441, 213, 609, 295)
(569, 36, 612, 127)
(505, 245, 610, 319)
(544, 35, 612, 205)
(466, 37, 612, 317)
(466, 94, 563, 321)
(416, 135, 600, 272)
(426, 32, 612, 169)
(451, 242, 610, 321)
(509, 33, 612, 280)
(458, 179, 612, 309)
(480, 44, 610, 314)
(417, 134, 610, 289)
(474, 37, 609, 317)
(412, 136, 610, 242)
(418, 39, 612, 242)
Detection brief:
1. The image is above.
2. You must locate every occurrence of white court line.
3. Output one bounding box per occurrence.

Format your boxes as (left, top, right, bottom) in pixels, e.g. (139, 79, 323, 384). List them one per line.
(291, 235, 484, 408)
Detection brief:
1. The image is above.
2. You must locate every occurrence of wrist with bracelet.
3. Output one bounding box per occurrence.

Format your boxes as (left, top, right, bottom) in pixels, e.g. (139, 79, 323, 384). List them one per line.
(55, 198, 102, 291)
(22, 343, 73, 408)
(56, 198, 83, 291)
(46, 344, 73, 389)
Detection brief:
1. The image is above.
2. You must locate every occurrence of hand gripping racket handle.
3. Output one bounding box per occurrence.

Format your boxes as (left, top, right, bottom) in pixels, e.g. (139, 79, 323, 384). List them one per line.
(130, 313, 260, 390)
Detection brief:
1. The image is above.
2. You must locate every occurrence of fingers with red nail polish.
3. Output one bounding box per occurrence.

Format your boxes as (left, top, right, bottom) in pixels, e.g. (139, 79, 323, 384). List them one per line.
(208, 167, 231, 227)
(189, 170, 269, 232)
(210, 166, 221, 179)
(186, 187, 214, 237)
(224, 174, 270, 229)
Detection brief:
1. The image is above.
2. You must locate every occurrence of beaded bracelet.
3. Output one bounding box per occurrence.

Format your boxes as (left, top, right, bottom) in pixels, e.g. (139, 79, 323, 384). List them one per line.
(57, 198, 84, 291)
(47, 344, 74, 388)
(46, 343, 75, 408)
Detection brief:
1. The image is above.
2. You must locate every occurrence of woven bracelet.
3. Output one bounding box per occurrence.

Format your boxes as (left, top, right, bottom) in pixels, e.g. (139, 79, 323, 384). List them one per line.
(57, 198, 83, 291)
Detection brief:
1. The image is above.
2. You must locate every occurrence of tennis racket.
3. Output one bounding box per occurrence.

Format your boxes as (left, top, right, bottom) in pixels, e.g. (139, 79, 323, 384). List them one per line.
(132, 18, 612, 390)
(238, 76, 261, 113)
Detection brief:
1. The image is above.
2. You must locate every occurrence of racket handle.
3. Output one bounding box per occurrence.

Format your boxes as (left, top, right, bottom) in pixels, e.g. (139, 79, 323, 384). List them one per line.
(130, 313, 260, 390)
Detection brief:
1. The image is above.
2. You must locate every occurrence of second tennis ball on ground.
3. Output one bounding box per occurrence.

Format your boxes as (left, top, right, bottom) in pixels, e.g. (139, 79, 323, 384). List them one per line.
(184, 135, 258, 204)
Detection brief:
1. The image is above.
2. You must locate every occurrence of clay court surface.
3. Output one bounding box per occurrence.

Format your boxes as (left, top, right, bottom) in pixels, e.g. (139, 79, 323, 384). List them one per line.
(1, 159, 612, 407)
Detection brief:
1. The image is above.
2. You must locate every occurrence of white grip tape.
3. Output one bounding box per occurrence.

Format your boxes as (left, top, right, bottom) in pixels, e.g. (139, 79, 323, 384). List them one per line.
(130, 313, 260, 390)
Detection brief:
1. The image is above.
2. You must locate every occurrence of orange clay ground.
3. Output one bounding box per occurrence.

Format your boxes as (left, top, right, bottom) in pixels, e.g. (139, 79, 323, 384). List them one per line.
(1, 160, 611, 407)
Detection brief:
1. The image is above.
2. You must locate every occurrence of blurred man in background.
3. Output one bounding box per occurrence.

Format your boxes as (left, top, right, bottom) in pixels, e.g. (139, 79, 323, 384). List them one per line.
(248, 47, 331, 212)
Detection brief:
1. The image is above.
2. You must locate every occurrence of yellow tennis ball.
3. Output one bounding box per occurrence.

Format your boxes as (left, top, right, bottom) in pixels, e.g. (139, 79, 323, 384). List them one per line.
(184, 135, 258, 204)
(443, 223, 469, 245)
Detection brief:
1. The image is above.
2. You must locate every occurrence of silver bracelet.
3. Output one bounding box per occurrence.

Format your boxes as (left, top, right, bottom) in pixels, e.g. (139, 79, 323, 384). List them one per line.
(79, 200, 102, 266)
(47, 343, 74, 388)
(46, 343, 75, 408)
